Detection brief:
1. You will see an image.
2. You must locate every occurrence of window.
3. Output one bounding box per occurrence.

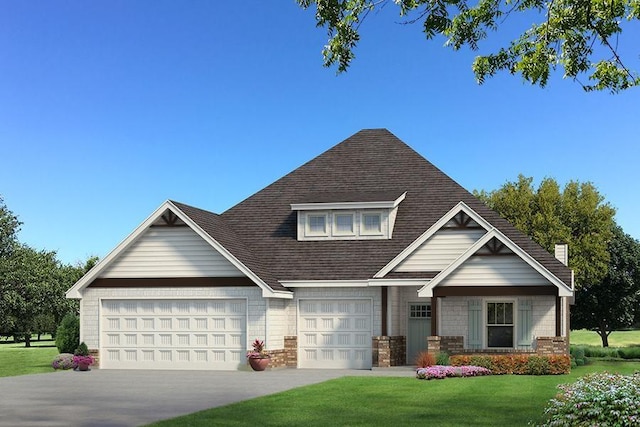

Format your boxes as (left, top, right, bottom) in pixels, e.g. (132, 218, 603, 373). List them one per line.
(361, 213, 382, 234)
(334, 213, 355, 235)
(307, 214, 327, 235)
(487, 302, 514, 347)
(409, 304, 431, 319)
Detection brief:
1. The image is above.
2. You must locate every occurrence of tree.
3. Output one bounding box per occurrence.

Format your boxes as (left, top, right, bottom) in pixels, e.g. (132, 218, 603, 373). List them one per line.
(296, 0, 640, 93)
(475, 175, 616, 290)
(0, 196, 21, 258)
(0, 244, 61, 347)
(571, 225, 640, 346)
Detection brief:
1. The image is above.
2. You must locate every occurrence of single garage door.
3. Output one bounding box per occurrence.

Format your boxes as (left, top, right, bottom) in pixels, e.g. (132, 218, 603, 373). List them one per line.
(100, 299, 246, 370)
(298, 299, 372, 369)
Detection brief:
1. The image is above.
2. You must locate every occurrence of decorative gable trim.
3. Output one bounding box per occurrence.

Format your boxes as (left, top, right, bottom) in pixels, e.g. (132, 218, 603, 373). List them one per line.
(66, 201, 292, 300)
(374, 201, 492, 278)
(417, 228, 574, 297)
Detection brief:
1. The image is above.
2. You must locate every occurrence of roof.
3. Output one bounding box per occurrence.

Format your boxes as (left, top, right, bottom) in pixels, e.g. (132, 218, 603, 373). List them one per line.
(180, 128, 571, 288)
(69, 128, 572, 297)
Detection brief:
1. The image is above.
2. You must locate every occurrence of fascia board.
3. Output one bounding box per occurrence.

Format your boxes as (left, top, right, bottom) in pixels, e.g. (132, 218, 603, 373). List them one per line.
(65, 201, 177, 299)
(375, 201, 492, 278)
(290, 193, 406, 211)
(279, 280, 369, 288)
(367, 278, 431, 287)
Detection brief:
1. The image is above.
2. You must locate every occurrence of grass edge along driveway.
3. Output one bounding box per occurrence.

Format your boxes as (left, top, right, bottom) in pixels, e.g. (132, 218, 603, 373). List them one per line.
(147, 361, 640, 427)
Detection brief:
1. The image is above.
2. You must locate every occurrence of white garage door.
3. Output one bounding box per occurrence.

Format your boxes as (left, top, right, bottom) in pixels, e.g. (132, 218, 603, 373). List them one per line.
(298, 299, 372, 369)
(100, 299, 246, 370)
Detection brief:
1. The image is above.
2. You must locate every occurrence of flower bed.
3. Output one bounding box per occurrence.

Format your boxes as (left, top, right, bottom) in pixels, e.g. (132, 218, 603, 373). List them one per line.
(539, 372, 640, 426)
(52, 353, 75, 370)
(416, 365, 491, 380)
(449, 354, 571, 375)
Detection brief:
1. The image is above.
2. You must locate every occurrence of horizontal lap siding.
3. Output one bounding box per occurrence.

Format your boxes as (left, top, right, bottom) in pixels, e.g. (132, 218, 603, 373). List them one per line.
(439, 255, 551, 287)
(100, 227, 244, 278)
(394, 229, 486, 272)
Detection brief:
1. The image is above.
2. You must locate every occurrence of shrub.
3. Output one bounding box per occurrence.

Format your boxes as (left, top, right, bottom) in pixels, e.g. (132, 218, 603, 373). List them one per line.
(51, 353, 75, 370)
(415, 351, 436, 367)
(619, 347, 640, 359)
(582, 346, 620, 358)
(55, 313, 79, 354)
(450, 354, 571, 375)
(416, 365, 491, 380)
(74, 342, 89, 356)
(435, 351, 450, 366)
(539, 373, 640, 426)
(527, 356, 550, 375)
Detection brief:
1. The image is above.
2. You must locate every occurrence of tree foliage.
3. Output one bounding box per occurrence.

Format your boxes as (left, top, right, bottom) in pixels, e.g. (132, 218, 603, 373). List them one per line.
(297, 0, 640, 92)
(0, 197, 94, 346)
(571, 225, 640, 346)
(475, 175, 616, 289)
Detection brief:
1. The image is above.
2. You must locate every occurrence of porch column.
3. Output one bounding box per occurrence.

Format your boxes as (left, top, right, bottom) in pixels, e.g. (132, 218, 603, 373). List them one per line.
(431, 296, 438, 336)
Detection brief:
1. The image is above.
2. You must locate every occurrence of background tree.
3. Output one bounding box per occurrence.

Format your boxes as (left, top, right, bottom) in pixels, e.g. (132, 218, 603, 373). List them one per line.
(475, 175, 616, 290)
(571, 225, 640, 346)
(0, 196, 21, 258)
(0, 197, 94, 346)
(297, 0, 640, 92)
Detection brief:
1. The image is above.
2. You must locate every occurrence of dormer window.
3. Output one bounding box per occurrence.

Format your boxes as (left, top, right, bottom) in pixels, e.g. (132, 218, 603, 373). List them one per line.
(361, 212, 382, 235)
(307, 214, 328, 236)
(334, 213, 355, 235)
(292, 191, 406, 241)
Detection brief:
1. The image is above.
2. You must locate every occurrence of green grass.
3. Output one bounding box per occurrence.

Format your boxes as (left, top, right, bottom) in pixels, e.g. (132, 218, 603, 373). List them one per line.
(0, 335, 59, 377)
(571, 329, 640, 347)
(147, 361, 640, 427)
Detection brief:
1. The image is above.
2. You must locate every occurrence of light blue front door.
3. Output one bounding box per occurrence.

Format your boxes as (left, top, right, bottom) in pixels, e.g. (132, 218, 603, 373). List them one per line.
(407, 303, 432, 365)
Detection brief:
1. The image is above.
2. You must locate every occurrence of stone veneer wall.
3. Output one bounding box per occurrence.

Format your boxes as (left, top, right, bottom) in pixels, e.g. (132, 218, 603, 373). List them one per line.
(372, 336, 406, 367)
(89, 349, 100, 368)
(535, 336, 568, 355)
(427, 335, 569, 356)
(269, 336, 298, 368)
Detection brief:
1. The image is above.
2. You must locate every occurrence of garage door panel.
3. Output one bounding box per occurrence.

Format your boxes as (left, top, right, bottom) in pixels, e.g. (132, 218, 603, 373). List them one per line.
(299, 299, 372, 369)
(101, 299, 246, 370)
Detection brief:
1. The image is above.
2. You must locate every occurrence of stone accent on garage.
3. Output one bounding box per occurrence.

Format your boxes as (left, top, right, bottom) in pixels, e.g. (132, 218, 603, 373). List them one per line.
(372, 336, 406, 367)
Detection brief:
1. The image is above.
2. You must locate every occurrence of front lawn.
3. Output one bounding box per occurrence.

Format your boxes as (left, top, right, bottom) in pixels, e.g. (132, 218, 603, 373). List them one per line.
(147, 361, 640, 427)
(571, 329, 640, 347)
(0, 335, 59, 377)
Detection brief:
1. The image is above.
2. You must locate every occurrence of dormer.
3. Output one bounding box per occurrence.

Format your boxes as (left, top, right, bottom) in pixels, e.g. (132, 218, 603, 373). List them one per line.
(291, 191, 406, 241)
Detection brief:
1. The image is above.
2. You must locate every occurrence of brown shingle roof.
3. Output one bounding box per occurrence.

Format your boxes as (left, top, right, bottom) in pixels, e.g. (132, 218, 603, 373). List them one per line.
(176, 129, 572, 291)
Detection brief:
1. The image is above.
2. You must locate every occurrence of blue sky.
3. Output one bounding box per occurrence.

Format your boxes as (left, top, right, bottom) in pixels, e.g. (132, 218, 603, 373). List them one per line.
(1, 1, 638, 265)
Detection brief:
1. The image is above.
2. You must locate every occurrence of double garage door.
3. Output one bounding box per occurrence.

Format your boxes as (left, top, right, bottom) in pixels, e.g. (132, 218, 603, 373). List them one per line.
(298, 299, 372, 369)
(100, 299, 246, 370)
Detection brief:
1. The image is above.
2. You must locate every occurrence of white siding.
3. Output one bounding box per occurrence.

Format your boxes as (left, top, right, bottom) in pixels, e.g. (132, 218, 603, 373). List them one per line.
(439, 296, 556, 349)
(439, 255, 551, 287)
(100, 227, 244, 278)
(267, 298, 288, 350)
(394, 229, 486, 272)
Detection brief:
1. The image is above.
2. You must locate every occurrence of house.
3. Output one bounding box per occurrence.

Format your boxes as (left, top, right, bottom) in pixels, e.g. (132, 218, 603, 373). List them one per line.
(66, 129, 574, 370)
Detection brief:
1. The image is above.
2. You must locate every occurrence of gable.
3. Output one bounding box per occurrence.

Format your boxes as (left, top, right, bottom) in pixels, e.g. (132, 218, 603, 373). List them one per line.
(99, 226, 244, 279)
(393, 228, 487, 272)
(438, 254, 554, 287)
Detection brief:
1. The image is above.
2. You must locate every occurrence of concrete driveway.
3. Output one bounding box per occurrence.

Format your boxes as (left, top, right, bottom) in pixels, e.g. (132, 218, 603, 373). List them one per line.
(0, 367, 414, 427)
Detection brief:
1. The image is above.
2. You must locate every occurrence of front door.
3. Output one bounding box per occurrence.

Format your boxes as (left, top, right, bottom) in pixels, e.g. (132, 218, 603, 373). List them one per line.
(407, 303, 431, 365)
